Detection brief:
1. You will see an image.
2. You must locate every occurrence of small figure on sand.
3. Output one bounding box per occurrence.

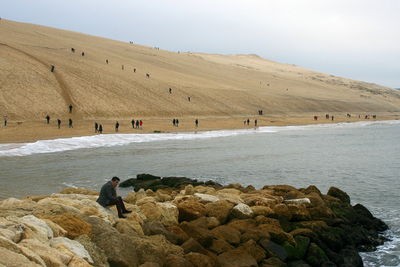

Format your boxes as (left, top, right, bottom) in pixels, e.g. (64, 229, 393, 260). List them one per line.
(146, 73, 150, 78)
(175, 119, 179, 127)
(131, 119, 135, 128)
(96, 177, 132, 219)
(139, 120, 143, 129)
(95, 122, 98, 133)
(115, 121, 119, 132)
(313, 116, 318, 121)
(135, 120, 139, 129)
(57, 119, 61, 129)
(68, 118, 73, 128)
(50, 65, 55, 72)
(3, 115, 8, 127)
(172, 119, 176, 126)
(195, 119, 198, 128)
(188, 96, 191, 102)
(45, 115, 50, 124)
(106, 59, 108, 64)
(169, 88, 172, 94)
(255, 119, 257, 127)
(331, 116, 334, 121)
(99, 124, 103, 134)
(121, 65, 124, 70)
(134, 68, 136, 73)
(247, 119, 250, 125)
(326, 114, 330, 119)
(69, 104, 73, 113)
(71, 48, 75, 53)
(81, 52, 85, 56)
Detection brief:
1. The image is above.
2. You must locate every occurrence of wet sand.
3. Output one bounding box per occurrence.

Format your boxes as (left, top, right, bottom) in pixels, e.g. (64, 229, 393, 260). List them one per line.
(1, 113, 399, 144)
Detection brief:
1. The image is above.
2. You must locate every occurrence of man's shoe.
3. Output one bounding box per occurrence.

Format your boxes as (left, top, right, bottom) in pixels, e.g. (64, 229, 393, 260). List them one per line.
(123, 210, 132, 214)
(118, 215, 127, 219)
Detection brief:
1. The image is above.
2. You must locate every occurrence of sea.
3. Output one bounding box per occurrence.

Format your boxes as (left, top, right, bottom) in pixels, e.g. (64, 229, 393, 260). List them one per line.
(0, 120, 399, 266)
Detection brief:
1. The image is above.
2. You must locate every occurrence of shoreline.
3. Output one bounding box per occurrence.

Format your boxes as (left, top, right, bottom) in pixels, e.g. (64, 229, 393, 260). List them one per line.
(1, 113, 399, 144)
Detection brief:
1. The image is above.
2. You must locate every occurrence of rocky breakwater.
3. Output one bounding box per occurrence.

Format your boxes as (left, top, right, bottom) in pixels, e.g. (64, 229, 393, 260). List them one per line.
(0, 176, 388, 267)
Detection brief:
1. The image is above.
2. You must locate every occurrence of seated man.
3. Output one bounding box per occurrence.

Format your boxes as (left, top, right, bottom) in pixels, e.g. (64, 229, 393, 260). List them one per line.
(97, 177, 131, 218)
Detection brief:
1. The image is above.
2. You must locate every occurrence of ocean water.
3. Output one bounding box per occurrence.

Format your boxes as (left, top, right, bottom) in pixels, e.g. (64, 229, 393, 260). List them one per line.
(0, 120, 399, 266)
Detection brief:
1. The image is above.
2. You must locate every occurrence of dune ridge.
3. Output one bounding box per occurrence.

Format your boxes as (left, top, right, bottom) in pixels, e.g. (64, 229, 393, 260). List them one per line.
(0, 19, 399, 143)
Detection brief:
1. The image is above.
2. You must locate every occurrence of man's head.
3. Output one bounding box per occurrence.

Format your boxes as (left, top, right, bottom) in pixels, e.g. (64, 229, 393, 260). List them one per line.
(111, 176, 120, 188)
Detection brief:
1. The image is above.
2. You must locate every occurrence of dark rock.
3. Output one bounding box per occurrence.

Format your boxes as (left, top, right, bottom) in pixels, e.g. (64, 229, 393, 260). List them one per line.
(283, 235, 310, 260)
(287, 260, 311, 267)
(340, 248, 363, 267)
(137, 173, 161, 181)
(184, 252, 215, 267)
(181, 238, 208, 254)
(305, 243, 330, 267)
(259, 239, 288, 261)
(261, 257, 287, 267)
(142, 220, 179, 244)
(327, 187, 350, 204)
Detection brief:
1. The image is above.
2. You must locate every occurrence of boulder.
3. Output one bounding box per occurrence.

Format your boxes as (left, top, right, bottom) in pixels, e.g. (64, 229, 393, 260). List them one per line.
(273, 204, 292, 221)
(67, 256, 93, 267)
(164, 254, 192, 267)
(209, 239, 234, 254)
(17, 215, 53, 242)
(251, 206, 273, 217)
(143, 220, 179, 244)
(205, 200, 234, 224)
(50, 237, 93, 264)
(238, 239, 266, 263)
(139, 202, 162, 221)
(284, 198, 311, 205)
(137, 174, 162, 181)
(177, 200, 206, 222)
(305, 243, 330, 267)
(184, 252, 215, 267)
(181, 238, 208, 254)
(180, 221, 215, 247)
(0, 247, 42, 267)
(136, 197, 157, 206)
(261, 257, 287, 267)
(287, 204, 311, 221)
(39, 213, 91, 239)
(216, 192, 243, 205)
(0, 236, 46, 266)
(85, 216, 139, 267)
(231, 203, 254, 219)
(74, 235, 109, 267)
(227, 219, 257, 233)
(165, 225, 190, 245)
(210, 225, 241, 245)
(158, 202, 179, 226)
(130, 235, 183, 265)
(189, 216, 220, 229)
(194, 193, 219, 203)
(327, 187, 350, 204)
(217, 248, 258, 267)
(243, 195, 276, 207)
(259, 239, 288, 261)
(19, 238, 72, 266)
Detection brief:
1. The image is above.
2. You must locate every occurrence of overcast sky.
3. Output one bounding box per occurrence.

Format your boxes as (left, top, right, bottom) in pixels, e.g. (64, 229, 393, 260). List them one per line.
(1, 0, 399, 88)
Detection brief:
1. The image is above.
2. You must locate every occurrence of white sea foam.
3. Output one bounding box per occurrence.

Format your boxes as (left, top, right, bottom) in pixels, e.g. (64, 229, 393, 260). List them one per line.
(0, 120, 398, 157)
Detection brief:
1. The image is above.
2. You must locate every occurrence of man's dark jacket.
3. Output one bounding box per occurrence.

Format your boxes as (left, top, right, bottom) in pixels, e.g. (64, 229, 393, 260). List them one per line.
(96, 181, 117, 207)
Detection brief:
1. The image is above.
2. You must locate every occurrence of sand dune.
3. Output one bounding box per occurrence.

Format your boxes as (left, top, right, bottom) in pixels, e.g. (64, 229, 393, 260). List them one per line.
(0, 19, 399, 142)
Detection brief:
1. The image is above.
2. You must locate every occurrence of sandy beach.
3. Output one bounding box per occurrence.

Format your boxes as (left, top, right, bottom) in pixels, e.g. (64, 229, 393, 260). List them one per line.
(1, 113, 399, 143)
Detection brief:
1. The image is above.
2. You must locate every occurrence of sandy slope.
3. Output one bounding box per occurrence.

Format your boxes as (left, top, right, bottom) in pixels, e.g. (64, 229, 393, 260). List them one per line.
(0, 19, 399, 142)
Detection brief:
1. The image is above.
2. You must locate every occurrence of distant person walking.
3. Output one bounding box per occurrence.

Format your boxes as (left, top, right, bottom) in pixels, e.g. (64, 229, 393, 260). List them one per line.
(169, 88, 172, 94)
(195, 119, 198, 128)
(45, 115, 50, 124)
(69, 104, 73, 113)
(115, 121, 119, 132)
(255, 119, 257, 127)
(95, 122, 98, 133)
(57, 119, 61, 129)
(247, 119, 250, 125)
(131, 119, 135, 128)
(176, 119, 179, 127)
(68, 118, 73, 128)
(172, 119, 176, 126)
(3, 115, 7, 127)
(99, 124, 103, 134)
(96, 177, 132, 219)
(139, 120, 143, 129)
(135, 120, 139, 129)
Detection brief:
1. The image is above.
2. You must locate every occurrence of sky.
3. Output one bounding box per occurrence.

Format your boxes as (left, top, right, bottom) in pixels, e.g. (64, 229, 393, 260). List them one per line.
(1, 0, 399, 88)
